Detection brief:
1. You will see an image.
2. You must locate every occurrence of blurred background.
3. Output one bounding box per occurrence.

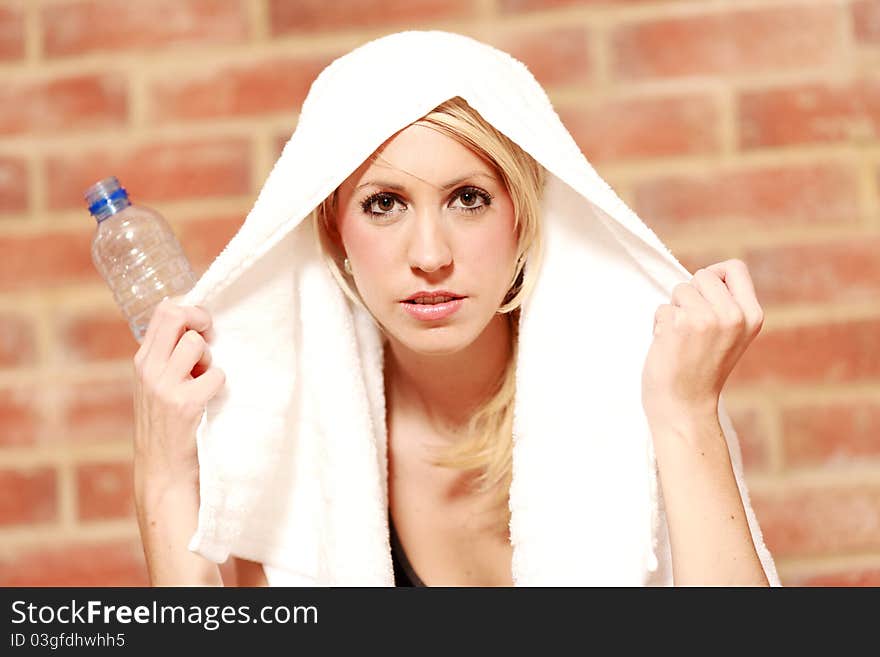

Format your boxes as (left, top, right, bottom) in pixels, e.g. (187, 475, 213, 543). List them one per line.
(0, 0, 878, 586)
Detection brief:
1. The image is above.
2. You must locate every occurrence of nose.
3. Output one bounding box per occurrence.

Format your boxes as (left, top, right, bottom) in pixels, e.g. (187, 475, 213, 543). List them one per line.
(406, 207, 453, 273)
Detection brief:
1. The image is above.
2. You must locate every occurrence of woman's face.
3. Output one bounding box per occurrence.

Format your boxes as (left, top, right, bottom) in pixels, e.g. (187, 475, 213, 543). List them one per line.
(334, 123, 519, 355)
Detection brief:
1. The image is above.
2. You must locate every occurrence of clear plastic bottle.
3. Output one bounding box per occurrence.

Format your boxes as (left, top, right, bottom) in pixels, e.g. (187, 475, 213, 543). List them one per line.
(86, 176, 197, 343)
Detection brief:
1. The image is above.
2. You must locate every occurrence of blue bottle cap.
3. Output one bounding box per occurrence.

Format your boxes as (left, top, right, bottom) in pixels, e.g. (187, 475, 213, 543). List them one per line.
(85, 176, 131, 222)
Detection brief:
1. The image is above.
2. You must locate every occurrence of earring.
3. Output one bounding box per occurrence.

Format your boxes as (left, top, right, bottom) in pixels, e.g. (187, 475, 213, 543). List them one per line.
(343, 257, 352, 275)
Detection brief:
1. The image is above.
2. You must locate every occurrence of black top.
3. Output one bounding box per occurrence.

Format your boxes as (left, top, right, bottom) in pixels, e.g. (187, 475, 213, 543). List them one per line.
(389, 512, 426, 587)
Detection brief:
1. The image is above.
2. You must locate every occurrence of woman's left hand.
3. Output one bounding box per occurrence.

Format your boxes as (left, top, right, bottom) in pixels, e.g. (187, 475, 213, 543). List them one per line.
(641, 259, 765, 429)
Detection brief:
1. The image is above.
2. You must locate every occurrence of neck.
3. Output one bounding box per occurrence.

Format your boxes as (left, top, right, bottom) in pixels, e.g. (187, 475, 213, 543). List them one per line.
(384, 313, 513, 442)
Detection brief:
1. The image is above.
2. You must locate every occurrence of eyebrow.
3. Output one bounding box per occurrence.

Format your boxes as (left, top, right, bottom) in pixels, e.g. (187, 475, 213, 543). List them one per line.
(355, 171, 498, 193)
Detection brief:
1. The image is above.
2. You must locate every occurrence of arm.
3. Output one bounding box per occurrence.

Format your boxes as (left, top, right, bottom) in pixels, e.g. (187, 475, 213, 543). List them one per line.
(233, 557, 269, 587)
(135, 476, 223, 586)
(641, 260, 772, 586)
(132, 298, 227, 587)
(135, 471, 268, 586)
(649, 409, 768, 586)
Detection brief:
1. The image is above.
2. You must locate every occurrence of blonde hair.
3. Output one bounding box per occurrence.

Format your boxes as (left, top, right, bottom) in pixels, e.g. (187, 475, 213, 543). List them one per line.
(312, 96, 545, 528)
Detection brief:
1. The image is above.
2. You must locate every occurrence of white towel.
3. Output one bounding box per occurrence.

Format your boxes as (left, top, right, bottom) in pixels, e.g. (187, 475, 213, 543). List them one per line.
(181, 29, 780, 586)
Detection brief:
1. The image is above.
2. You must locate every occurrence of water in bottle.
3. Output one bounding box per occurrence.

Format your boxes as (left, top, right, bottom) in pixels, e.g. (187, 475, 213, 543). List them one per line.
(86, 176, 197, 343)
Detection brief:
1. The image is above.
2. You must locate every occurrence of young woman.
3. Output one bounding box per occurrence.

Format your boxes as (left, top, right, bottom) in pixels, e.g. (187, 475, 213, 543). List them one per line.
(132, 35, 776, 588)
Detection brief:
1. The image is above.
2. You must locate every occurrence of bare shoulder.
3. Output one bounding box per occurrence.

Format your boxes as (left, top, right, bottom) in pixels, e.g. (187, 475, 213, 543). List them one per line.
(232, 556, 269, 587)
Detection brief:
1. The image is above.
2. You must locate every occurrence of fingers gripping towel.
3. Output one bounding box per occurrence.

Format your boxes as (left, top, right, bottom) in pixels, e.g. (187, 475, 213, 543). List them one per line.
(181, 30, 780, 586)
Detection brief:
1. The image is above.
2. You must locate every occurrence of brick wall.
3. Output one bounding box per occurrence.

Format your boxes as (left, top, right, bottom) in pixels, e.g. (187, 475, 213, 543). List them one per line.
(0, 0, 878, 586)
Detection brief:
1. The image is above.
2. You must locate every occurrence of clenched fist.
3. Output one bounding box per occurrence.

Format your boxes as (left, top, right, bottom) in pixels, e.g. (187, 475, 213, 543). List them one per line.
(641, 259, 764, 429)
(132, 297, 225, 492)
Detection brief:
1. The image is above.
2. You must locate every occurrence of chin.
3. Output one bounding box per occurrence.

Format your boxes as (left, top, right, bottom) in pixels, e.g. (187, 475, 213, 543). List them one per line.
(386, 320, 481, 357)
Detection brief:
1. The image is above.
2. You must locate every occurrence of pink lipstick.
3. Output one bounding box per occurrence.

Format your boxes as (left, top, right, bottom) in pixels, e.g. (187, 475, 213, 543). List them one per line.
(401, 297, 465, 321)
(400, 290, 466, 322)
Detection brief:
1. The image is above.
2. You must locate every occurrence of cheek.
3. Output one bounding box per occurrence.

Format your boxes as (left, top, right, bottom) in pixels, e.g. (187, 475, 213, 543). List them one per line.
(337, 213, 391, 286)
(355, 243, 392, 284)
(460, 232, 513, 274)
(467, 208, 518, 279)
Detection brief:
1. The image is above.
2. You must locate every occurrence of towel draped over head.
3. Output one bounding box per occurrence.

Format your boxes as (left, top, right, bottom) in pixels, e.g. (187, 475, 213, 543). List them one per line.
(181, 29, 780, 586)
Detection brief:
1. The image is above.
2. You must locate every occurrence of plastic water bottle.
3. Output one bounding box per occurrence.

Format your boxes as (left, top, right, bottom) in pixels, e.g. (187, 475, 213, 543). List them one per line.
(86, 176, 197, 343)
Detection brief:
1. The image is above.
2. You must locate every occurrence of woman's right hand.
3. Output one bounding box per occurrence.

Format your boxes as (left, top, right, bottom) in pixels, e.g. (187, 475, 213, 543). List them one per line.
(132, 297, 226, 494)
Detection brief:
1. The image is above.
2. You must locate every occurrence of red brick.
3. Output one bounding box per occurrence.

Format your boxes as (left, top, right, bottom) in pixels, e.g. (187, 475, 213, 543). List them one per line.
(0, 538, 236, 587)
(853, 0, 880, 44)
(0, 537, 236, 586)
(177, 214, 244, 273)
(612, 5, 842, 80)
(632, 164, 858, 232)
(62, 378, 134, 444)
(76, 461, 135, 521)
(0, 156, 27, 214)
(0, 467, 57, 526)
(0, 539, 149, 586)
(46, 138, 251, 210)
(791, 568, 880, 587)
(150, 55, 334, 122)
(781, 402, 880, 468)
(490, 26, 592, 88)
(58, 311, 136, 363)
(558, 94, 719, 163)
(0, 5, 24, 61)
(42, 0, 248, 57)
(728, 318, 880, 387)
(0, 312, 36, 367)
(744, 238, 880, 305)
(0, 73, 127, 136)
(673, 250, 737, 278)
(739, 80, 880, 149)
(499, 0, 661, 11)
(725, 405, 771, 471)
(751, 485, 880, 557)
(0, 387, 42, 447)
(269, 0, 474, 35)
(0, 229, 98, 292)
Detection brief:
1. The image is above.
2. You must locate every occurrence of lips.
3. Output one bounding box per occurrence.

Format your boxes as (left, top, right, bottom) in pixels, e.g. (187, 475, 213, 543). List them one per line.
(405, 295, 460, 305)
(401, 297, 465, 321)
(403, 290, 465, 304)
